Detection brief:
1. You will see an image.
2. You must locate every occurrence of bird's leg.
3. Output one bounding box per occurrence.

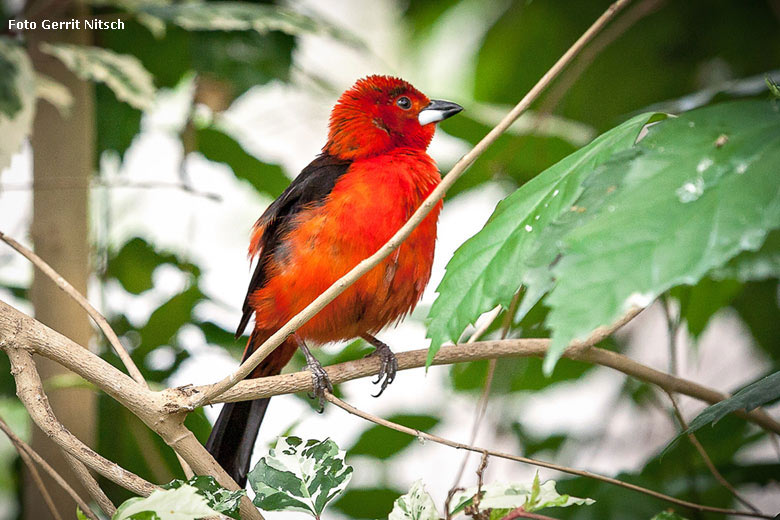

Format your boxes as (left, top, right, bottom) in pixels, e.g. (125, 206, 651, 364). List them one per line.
(361, 333, 398, 397)
(294, 335, 332, 411)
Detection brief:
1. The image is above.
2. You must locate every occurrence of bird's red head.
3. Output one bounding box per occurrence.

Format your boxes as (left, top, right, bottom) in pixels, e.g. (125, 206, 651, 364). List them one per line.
(324, 75, 462, 160)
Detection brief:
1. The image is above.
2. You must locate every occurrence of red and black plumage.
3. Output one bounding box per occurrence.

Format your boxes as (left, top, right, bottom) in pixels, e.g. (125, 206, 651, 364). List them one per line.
(206, 75, 462, 486)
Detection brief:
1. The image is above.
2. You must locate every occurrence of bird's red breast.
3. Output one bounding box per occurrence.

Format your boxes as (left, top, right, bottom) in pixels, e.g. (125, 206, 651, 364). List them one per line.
(237, 75, 461, 349)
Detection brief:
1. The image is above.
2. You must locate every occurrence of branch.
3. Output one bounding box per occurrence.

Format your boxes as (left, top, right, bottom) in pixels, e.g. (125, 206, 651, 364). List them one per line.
(0, 415, 99, 520)
(324, 392, 772, 519)
(65, 454, 117, 517)
(191, 0, 635, 408)
(0, 230, 147, 387)
(5, 347, 157, 496)
(170, 314, 779, 436)
(0, 299, 266, 520)
(664, 390, 761, 514)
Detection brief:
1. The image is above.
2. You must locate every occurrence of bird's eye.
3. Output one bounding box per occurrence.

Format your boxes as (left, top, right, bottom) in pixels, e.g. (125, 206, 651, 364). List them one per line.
(396, 96, 412, 110)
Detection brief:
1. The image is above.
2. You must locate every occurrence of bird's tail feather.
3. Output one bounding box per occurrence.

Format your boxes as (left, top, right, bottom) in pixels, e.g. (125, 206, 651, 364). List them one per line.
(205, 331, 297, 487)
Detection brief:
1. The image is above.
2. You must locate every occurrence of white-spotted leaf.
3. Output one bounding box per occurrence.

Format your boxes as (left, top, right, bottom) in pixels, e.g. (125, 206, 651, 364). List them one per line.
(248, 436, 353, 518)
(40, 43, 156, 110)
(141, 2, 360, 44)
(0, 38, 35, 173)
(451, 473, 594, 517)
(112, 484, 220, 520)
(389, 480, 439, 520)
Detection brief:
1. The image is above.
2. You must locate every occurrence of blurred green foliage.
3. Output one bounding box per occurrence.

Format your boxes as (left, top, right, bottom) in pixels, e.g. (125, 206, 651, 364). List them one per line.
(0, 0, 778, 518)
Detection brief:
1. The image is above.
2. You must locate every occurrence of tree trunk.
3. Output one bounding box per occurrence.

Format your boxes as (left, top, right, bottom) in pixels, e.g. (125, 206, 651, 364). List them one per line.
(25, 4, 96, 519)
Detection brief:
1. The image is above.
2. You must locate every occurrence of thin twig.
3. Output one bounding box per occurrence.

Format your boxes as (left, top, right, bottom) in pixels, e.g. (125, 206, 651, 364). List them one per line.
(453, 293, 521, 489)
(17, 446, 63, 520)
(664, 390, 762, 514)
(0, 415, 99, 520)
(65, 453, 117, 517)
(192, 0, 635, 408)
(0, 230, 148, 387)
(324, 392, 772, 519)
(0, 179, 222, 202)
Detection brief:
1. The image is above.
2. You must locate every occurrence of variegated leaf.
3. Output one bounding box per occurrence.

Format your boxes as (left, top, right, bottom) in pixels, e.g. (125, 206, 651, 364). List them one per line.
(35, 73, 73, 117)
(141, 2, 360, 44)
(40, 43, 156, 110)
(112, 484, 220, 520)
(0, 38, 35, 172)
(248, 436, 353, 517)
(451, 473, 594, 517)
(389, 480, 439, 520)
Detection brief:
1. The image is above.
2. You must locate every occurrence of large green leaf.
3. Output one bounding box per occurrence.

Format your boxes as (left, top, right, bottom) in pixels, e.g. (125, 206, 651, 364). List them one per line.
(545, 100, 780, 370)
(427, 111, 661, 367)
(0, 38, 35, 173)
(40, 43, 156, 110)
(429, 100, 780, 372)
(248, 436, 353, 517)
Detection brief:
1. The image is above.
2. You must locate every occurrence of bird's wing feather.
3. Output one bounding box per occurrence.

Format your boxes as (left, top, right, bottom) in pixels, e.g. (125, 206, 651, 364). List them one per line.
(235, 153, 353, 338)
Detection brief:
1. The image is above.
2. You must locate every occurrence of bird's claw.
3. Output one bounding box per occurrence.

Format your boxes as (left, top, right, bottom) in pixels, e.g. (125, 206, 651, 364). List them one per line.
(367, 340, 397, 397)
(306, 359, 333, 412)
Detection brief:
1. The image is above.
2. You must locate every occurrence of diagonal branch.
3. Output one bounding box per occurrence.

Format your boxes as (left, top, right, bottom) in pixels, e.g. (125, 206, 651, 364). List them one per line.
(64, 454, 117, 516)
(325, 392, 772, 519)
(192, 0, 635, 408)
(5, 347, 157, 496)
(0, 230, 147, 387)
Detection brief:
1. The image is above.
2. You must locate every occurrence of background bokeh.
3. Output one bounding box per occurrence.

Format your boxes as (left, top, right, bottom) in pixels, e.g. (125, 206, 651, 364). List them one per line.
(0, 0, 778, 519)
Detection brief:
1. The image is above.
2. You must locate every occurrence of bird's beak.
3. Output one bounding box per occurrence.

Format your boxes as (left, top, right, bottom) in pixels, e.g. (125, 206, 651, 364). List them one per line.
(418, 99, 463, 126)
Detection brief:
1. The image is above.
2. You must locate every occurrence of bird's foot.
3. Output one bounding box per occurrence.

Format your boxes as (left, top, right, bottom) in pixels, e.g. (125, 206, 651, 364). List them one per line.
(296, 336, 332, 412)
(362, 334, 397, 397)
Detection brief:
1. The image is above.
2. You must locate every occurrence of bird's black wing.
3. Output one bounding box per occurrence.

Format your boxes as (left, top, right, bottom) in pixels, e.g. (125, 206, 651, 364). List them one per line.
(235, 153, 353, 338)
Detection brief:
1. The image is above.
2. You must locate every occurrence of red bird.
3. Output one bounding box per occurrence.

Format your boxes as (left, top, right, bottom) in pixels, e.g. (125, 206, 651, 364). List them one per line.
(206, 75, 462, 486)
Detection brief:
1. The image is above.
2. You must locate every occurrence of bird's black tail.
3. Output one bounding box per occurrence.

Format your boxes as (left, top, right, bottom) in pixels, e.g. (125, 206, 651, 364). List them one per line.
(205, 333, 298, 487)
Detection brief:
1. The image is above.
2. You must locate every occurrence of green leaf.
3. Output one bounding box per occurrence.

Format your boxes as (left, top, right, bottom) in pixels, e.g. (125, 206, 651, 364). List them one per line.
(248, 436, 353, 517)
(545, 100, 780, 371)
(112, 484, 220, 520)
(429, 100, 780, 373)
(163, 475, 245, 519)
(76, 507, 89, 520)
(669, 277, 742, 338)
(348, 414, 439, 460)
(106, 237, 200, 295)
(450, 473, 594, 516)
(685, 371, 780, 434)
(389, 480, 439, 520)
(0, 37, 35, 172)
(39, 43, 156, 110)
(196, 126, 289, 198)
(427, 111, 661, 368)
(766, 74, 780, 98)
(711, 229, 780, 282)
